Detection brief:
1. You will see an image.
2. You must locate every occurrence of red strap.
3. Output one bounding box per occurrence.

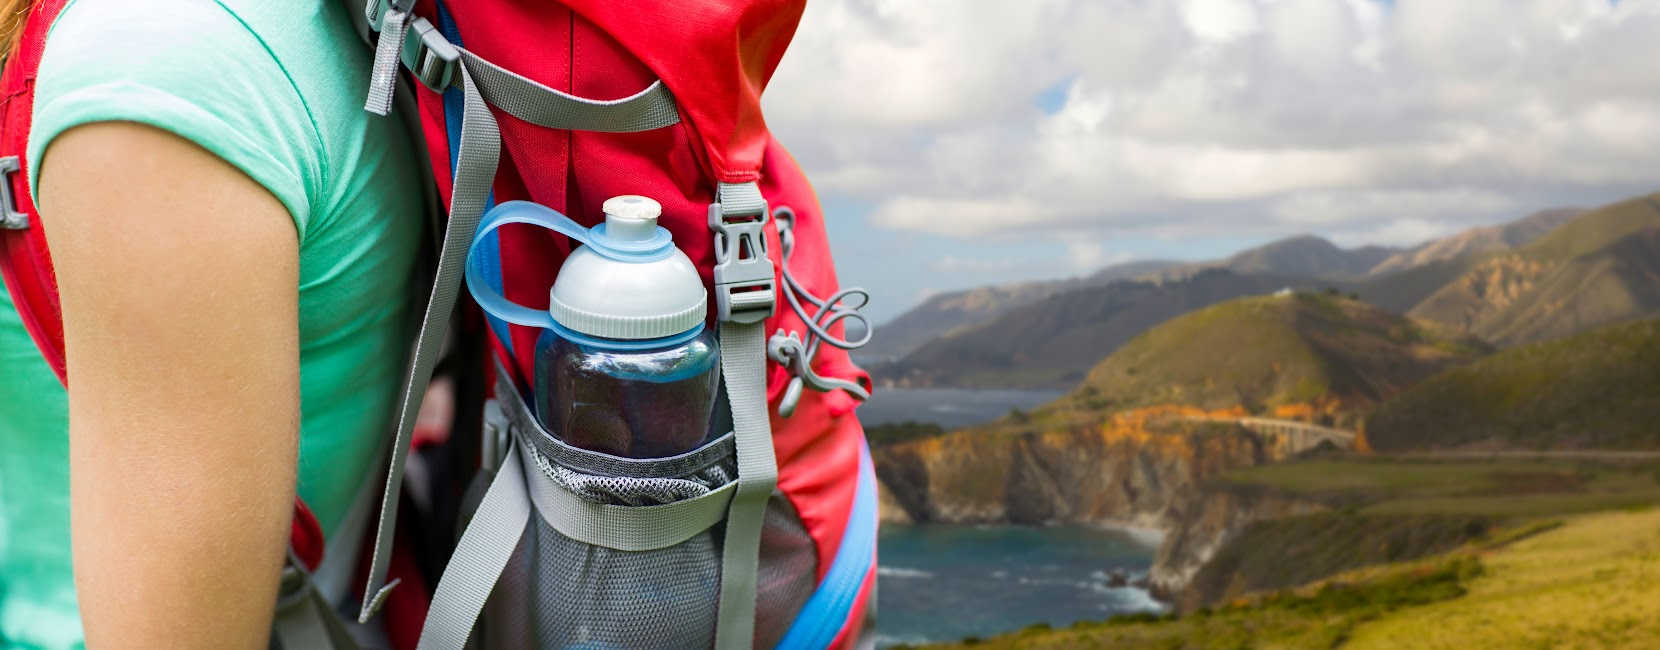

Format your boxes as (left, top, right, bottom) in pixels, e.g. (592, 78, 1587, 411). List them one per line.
(0, 0, 72, 384)
(289, 499, 326, 571)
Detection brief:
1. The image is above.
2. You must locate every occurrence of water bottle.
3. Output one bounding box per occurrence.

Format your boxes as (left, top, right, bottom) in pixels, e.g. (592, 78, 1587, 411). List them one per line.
(465, 195, 719, 459)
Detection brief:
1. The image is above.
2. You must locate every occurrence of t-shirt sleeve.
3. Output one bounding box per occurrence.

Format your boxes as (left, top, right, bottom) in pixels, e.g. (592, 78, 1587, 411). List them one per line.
(26, 0, 323, 240)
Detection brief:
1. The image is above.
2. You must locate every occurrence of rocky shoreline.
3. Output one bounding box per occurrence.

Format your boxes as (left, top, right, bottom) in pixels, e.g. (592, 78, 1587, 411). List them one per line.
(872, 413, 1328, 607)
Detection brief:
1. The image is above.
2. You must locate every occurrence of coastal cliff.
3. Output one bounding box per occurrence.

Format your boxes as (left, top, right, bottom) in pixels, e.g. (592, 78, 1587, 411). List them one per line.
(870, 293, 1487, 601)
(1146, 487, 1326, 605)
(874, 408, 1279, 527)
(873, 407, 1330, 598)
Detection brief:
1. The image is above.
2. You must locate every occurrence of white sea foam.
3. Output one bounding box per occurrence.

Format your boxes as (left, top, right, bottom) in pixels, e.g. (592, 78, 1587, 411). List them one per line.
(873, 632, 932, 647)
(1090, 522, 1167, 548)
(877, 566, 935, 579)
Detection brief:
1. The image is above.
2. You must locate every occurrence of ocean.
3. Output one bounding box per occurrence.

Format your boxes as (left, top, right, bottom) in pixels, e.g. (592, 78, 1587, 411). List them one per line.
(858, 387, 1164, 646)
(873, 524, 1165, 647)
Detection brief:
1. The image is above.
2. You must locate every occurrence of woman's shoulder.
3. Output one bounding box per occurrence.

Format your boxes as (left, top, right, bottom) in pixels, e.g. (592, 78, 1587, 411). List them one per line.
(31, 0, 389, 240)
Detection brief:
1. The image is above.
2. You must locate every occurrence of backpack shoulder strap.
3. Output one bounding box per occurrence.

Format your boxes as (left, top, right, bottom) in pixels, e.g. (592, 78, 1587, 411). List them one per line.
(0, 0, 73, 384)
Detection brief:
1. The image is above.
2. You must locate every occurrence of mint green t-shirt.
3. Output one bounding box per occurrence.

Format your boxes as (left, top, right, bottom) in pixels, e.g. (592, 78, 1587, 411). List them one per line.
(0, 0, 424, 647)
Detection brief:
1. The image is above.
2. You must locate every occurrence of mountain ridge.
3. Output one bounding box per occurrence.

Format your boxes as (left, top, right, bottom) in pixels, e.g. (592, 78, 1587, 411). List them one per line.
(857, 259, 1179, 363)
(1368, 208, 1581, 275)
(1144, 234, 1397, 283)
(1408, 193, 1660, 346)
(873, 270, 1309, 389)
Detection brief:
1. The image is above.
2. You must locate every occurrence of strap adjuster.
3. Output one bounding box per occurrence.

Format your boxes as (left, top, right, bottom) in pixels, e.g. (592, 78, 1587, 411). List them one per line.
(364, 0, 416, 33)
(0, 156, 28, 230)
(708, 198, 776, 325)
(399, 18, 460, 92)
(275, 561, 314, 612)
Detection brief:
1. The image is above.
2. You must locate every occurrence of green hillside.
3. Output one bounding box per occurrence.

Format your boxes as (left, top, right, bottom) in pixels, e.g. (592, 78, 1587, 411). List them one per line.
(1351, 256, 1479, 313)
(1365, 318, 1660, 451)
(1478, 228, 1660, 344)
(1408, 193, 1660, 346)
(1521, 193, 1660, 262)
(1059, 292, 1487, 422)
(876, 270, 1300, 389)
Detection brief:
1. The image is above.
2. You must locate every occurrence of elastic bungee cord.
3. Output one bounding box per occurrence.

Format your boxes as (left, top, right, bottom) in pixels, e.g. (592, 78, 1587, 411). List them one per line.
(768, 206, 873, 417)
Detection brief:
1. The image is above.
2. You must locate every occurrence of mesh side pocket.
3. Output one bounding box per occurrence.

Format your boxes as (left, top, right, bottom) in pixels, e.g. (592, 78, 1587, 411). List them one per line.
(480, 439, 733, 649)
(521, 511, 719, 649)
(755, 494, 820, 648)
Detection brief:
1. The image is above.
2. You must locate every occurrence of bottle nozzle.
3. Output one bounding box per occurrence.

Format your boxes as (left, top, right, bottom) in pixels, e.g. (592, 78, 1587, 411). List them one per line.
(602, 195, 661, 241)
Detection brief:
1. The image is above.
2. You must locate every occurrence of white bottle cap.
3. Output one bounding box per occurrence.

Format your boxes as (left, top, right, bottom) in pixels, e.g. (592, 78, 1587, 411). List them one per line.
(602, 195, 662, 241)
(548, 196, 707, 340)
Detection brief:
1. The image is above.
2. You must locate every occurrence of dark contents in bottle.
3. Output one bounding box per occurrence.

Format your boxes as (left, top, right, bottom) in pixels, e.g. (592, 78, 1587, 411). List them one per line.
(534, 330, 719, 459)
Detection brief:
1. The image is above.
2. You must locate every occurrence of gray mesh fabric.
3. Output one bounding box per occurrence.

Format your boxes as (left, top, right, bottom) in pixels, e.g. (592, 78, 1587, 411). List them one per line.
(456, 397, 829, 649)
(754, 495, 821, 648)
(535, 448, 735, 507)
(479, 500, 722, 650)
(471, 421, 736, 648)
(528, 513, 719, 648)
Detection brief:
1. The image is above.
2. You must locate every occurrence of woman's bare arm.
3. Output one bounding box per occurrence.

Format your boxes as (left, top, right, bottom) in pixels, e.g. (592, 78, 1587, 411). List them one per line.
(38, 122, 301, 649)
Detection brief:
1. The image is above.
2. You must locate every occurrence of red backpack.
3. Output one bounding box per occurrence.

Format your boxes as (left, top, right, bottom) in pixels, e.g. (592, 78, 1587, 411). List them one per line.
(2, 1, 878, 648)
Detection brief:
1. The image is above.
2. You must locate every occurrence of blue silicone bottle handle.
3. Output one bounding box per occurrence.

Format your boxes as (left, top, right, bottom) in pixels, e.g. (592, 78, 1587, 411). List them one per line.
(464, 201, 595, 330)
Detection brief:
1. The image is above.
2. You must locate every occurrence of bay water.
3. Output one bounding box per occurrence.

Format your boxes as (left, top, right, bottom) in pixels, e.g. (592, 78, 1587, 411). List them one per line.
(874, 524, 1165, 647)
(860, 388, 1166, 646)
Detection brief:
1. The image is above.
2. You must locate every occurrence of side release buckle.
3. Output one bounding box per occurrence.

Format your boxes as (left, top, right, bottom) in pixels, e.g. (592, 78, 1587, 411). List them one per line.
(399, 17, 461, 92)
(708, 193, 777, 325)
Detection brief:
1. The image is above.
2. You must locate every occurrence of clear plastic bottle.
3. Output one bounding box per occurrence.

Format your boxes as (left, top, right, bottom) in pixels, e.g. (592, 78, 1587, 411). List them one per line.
(464, 194, 719, 459)
(533, 326, 719, 458)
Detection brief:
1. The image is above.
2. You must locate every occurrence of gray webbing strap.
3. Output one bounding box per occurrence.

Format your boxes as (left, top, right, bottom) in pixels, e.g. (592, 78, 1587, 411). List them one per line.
(357, 62, 501, 624)
(363, 7, 410, 116)
(713, 320, 777, 650)
(416, 444, 531, 650)
(518, 436, 737, 551)
(274, 554, 360, 650)
(457, 49, 681, 133)
(708, 181, 780, 650)
(716, 182, 769, 218)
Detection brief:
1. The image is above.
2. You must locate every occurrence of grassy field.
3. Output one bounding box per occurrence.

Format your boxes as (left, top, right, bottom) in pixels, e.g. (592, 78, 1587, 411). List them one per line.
(908, 455, 1660, 649)
(1364, 318, 1660, 452)
(1217, 455, 1660, 517)
(914, 507, 1660, 649)
(1346, 507, 1660, 649)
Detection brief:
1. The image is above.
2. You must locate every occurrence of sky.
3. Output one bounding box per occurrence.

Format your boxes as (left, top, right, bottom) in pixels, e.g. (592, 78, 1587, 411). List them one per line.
(760, 0, 1660, 323)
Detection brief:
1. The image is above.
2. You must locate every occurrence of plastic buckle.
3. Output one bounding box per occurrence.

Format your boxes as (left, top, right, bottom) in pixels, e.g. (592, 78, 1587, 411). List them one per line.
(399, 17, 460, 92)
(364, 0, 416, 33)
(0, 156, 27, 230)
(708, 200, 777, 325)
(274, 564, 312, 612)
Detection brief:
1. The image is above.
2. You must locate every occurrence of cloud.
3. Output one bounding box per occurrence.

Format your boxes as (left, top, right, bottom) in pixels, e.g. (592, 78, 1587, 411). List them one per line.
(764, 0, 1660, 247)
(930, 255, 1023, 273)
(1064, 241, 1134, 273)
